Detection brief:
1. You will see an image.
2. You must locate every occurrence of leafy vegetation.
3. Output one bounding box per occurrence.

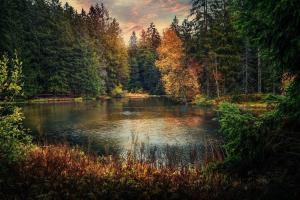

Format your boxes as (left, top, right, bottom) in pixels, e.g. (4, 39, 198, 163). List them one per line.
(128, 24, 164, 95)
(0, 54, 31, 169)
(215, 1, 300, 198)
(193, 95, 213, 106)
(0, 145, 262, 200)
(156, 29, 199, 102)
(217, 103, 262, 171)
(111, 85, 125, 98)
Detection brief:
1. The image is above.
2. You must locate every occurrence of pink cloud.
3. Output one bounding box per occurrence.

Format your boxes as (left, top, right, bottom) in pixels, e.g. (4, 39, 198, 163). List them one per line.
(128, 25, 144, 32)
(159, 0, 190, 13)
(61, 0, 191, 44)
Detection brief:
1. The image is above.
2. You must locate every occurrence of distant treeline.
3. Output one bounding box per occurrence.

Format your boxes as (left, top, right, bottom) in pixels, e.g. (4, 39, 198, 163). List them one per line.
(0, 0, 128, 97)
(0, 0, 285, 99)
(128, 0, 284, 100)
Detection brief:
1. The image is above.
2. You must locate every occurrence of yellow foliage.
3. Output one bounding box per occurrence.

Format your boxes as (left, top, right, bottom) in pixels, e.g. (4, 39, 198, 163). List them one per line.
(156, 29, 199, 101)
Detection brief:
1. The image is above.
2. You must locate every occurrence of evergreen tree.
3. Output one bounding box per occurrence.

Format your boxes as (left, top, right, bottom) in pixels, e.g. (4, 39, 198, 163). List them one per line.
(146, 23, 161, 50)
(128, 32, 142, 91)
(0, 0, 127, 97)
(170, 16, 181, 37)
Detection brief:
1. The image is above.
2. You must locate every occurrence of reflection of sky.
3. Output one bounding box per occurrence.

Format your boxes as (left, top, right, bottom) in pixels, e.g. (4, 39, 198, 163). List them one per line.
(60, 0, 191, 43)
(22, 99, 218, 157)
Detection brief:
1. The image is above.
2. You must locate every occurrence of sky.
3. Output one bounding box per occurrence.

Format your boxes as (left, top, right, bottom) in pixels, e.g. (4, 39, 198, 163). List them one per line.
(60, 0, 192, 43)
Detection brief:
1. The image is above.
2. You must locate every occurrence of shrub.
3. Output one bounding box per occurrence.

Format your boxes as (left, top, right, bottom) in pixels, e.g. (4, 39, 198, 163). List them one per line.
(0, 54, 31, 169)
(0, 106, 31, 166)
(217, 103, 263, 172)
(262, 94, 284, 104)
(111, 85, 124, 98)
(193, 95, 213, 106)
(0, 145, 231, 200)
(230, 93, 266, 103)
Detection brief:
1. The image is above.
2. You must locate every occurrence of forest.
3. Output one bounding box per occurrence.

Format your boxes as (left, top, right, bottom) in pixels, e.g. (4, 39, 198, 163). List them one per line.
(0, 0, 299, 199)
(0, 0, 283, 100)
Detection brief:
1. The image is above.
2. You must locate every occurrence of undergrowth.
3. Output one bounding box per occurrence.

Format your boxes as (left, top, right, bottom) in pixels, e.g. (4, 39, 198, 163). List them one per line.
(1, 145, 232, 200)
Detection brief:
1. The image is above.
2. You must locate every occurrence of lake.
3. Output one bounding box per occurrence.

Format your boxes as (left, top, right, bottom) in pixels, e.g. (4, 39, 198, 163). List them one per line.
(22, 97, 222, 166)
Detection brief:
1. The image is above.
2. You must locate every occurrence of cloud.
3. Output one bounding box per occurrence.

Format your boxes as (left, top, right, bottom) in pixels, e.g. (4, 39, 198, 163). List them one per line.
(61, 0, 191, 43)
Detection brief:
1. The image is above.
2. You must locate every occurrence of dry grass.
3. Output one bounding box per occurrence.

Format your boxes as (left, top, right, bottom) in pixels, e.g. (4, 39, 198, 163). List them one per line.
(28, 97, 83, 103)
(125, 93, 151, 98)
(0, 145, 236, 200)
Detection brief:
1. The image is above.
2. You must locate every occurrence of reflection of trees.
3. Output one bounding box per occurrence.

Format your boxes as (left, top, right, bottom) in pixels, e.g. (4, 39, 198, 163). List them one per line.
(23, 105, 47, 140)
(22, 98, 220, 162)
(164, 116, 204, 128)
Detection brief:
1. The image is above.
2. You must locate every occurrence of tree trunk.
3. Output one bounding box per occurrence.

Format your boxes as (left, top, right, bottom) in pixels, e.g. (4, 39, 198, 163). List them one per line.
(214, 55, 220, 98)
(244, 41, 249, 94)
(257, 49, 262, 93)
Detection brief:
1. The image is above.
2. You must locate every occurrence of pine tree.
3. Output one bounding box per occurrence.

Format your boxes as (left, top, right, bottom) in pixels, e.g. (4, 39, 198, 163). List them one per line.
(146, 23, 161, 50)
(170, 16, 181, 37)
(128, 32, 142, 91)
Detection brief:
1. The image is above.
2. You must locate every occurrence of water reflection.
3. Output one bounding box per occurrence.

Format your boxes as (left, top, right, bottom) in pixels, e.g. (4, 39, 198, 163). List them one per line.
(22, 97, 221, 162)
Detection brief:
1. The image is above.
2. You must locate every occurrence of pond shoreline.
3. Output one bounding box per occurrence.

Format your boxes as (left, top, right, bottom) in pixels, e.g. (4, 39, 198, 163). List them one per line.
(1, 93, 277, 111)
(0, 93, 167, 104)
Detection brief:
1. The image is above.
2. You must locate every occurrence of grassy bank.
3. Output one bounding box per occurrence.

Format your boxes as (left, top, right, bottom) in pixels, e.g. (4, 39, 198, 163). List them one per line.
(124, 92, 151, 98)
(0, 93, 154, 105)
(1, 145, 268, 200)
(27, 97, 85, 103)
(193, 93, 283, 110)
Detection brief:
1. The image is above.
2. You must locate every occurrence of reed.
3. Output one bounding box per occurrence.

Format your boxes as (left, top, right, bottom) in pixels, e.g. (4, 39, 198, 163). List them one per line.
(1, 144, 272, 199)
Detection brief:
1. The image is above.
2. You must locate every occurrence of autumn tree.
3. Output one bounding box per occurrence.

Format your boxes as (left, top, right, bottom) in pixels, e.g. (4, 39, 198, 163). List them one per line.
(156, 29, 199, 102)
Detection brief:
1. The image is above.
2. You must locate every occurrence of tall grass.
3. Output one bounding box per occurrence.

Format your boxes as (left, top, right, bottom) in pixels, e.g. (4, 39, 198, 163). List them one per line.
(0, 145, 230, 199)
(123, 132, 224, 169)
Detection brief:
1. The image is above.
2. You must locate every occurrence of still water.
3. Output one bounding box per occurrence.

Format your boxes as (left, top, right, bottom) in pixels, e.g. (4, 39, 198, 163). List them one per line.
(22, 97, 221, 163)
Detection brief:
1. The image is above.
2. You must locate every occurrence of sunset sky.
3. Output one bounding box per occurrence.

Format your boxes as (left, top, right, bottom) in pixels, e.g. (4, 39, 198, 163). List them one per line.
(61, 0, 191, 43)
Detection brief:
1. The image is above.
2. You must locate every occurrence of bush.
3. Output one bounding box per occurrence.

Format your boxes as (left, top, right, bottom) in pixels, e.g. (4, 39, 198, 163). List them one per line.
(217, 85, 300, 173)
(0, 106, 31, 169)
(111, 85, 124, 98)
(217, 103, 263, 172)
(0, 54, 31, 169)
(262, 94, 284, 104)
(0, 145, 231, 200)
(230, 93, 266, 103)
(193, 95, 213, 106)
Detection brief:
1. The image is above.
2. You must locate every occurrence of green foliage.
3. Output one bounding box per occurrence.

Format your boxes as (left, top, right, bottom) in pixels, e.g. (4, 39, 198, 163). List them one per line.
(127, 24, 164, 95)
(218, 81, 300, 178)
(111, 85, 124, 98)
(262, 94, 284, 104)
(0, 0, 129, 98)
(231, 0, 300, 74)
(0, 106, 31, 165)
(193, 95, 212, 106)
(229, 0, 300, 173)
(0, 54, 31, 167)
(213, 2, 300, 197)
(0, 54, 23, 101)
(217, 103, 263, 170)
(230, 93, 264, 103)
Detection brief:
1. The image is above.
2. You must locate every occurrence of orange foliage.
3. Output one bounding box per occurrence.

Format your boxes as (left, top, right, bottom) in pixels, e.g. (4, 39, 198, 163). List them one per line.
(1, 145, 231, 199)
(156, 29, 200, 102)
